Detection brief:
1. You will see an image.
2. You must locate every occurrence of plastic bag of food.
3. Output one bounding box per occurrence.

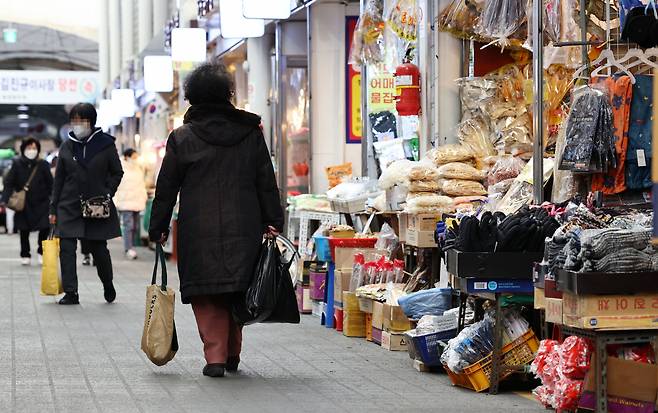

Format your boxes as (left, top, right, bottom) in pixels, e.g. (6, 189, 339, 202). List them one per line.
(409, 180, 441, 192)
(456, 77, 497, 116)
(405, 193, 454, 208)
(487, 156, 526, 185)
(558, 336, 592, 379)
(349, 0, 386, 66)
(378, 159, 415, 189)
(427, 144, 475, 166)
(375, 223, 399, 255)
(458, 117, 496, 158)
(524, 0, 561, 49)
(441, 179, 487, 196)
(438, 0, 485, 40)
(488, 178, 515, 195)
(350, 253, 366, 291)
(437, 162, 486, 181)
(553, 378, 584, 411)
(387, 0, 422, 42)
(409, 164, 439, 181)
(476, 0, 526, 46)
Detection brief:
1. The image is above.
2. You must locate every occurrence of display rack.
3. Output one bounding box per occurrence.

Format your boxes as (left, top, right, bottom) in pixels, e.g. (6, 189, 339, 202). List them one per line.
(287, 210, 341, 256)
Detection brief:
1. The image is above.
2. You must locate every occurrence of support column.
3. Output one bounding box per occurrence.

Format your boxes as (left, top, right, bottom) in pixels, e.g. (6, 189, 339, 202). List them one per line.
(247, 36, 274, 147)
(152, 0, 168, 38)
(108, 0, 122, 83)
(121, 0, 134, 68)
(138, 0, 153, 52)
(99, 0, 110, 93)
(436, 0, 462, 144)
(310, 2, 359, 193)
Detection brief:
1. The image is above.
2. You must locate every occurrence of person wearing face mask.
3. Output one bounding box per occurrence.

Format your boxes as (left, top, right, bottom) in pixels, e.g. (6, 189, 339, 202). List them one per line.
(50, 103, 124, 305)
(1, 138, 53, 265)
(113, 148, 148, 260)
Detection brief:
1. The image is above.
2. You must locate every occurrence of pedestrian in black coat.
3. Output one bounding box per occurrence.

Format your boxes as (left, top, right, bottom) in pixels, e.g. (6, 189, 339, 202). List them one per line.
(1, 138, 53, 264)
(50, 103, 124, 305)
(149, 63, 284, 378)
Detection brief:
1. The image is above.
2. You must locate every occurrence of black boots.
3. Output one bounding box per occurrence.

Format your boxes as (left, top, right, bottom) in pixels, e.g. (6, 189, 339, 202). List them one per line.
(58, 292, 80, 305)
(104, 282, 116, 303)
(203, 364, 226, 378)
(226, 356, 240, 372)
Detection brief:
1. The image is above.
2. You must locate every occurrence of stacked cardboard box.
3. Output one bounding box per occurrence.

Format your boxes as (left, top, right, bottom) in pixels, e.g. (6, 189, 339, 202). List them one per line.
(342, 292, 366, 337)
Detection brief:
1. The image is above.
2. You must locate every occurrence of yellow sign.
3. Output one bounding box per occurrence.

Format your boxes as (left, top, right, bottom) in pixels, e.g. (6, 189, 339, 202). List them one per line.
(350, 73, 362, 139)
(368, 73, 396, 113)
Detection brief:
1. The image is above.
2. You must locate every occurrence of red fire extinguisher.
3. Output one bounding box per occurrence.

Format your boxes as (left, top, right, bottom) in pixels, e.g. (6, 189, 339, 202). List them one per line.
(394, 62, 421, 116)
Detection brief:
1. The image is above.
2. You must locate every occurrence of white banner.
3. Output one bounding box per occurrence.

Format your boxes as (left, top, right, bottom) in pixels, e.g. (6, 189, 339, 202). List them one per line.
(0, 70, 100, 105)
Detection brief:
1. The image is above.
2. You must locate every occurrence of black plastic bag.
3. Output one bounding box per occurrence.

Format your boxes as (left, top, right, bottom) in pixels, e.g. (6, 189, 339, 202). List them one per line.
(233, 237, 300, 325)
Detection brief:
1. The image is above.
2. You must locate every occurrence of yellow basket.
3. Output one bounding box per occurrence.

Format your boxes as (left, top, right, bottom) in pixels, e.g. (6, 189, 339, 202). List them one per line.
(444, 329, 539, 392)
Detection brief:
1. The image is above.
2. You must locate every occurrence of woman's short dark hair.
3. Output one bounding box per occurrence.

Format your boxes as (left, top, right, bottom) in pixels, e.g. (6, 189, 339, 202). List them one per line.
(69, 102, 97, 126)
(184, 63, 234, 105)
(20, 137, 41, 155)
(123, 148, 137, 158)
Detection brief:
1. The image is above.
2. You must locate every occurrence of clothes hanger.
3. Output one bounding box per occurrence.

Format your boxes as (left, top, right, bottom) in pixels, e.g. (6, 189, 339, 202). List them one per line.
(588, 49, 637, 83)
(635, 48, 658, 74)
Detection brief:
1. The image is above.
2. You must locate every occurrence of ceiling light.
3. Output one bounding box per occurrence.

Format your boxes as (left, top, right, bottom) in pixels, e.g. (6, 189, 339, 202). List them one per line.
(242, 0, 291, 19)
(17, 113, 29, 119)
(17, 105, 28, 111)
(171, 28, 207, 63)
(220, 0, 264, 39)
(19, 122, 29, 128)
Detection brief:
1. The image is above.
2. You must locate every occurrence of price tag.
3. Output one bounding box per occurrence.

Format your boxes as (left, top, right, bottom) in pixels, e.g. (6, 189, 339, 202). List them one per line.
(637, 149, 647, 167)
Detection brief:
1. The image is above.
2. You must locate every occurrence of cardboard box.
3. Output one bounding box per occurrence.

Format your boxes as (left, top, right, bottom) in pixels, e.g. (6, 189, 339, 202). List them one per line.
(334, 269, 352, 308)
(406, 228, 436, 248)
(407, 214, 442, 231)
(579, 356, 658, 412)
(342, 291, 360, 312)
(545, 298, 563, 324)
(343, 311, 366, 337)
(372, 327, 383, 344)
(372, 301, 385, 329)
(383, 304, 413, 332)
(359, 297, 374, 313)
(562, 292, 658, 329)
(398, 213, 408, 243)
(381, 331, 408, 351)
(534, 287, 546, 310)
(334, 247, 379, 270)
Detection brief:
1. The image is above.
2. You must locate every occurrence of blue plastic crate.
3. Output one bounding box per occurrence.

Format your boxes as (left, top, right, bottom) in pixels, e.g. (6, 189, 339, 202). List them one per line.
(313, 236, 333, 262)
(405, 329, 457, 366)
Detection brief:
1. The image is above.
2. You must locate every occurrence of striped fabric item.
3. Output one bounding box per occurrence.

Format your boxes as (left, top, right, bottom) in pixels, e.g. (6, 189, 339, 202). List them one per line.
(582, 247, 658, 273)
(580, 228, 651, 260)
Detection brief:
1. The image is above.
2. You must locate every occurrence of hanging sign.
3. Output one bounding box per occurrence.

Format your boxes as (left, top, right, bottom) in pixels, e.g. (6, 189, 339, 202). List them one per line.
(345, 16, 361, 144)
(367, 71, 396, 113)
(0, 70, 99, 105)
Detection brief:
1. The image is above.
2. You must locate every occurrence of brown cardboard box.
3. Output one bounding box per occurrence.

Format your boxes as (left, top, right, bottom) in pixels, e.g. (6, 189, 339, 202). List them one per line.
(381, 331, 408, 351)
(372, 327, 383, 344)
(334, 247, 379, 270)
(372, 301, 385, 329)
(359, 297, 374, 313)
(342, 291, 360, 312)
(383, 304, 413, 332)
(406, 229, 436, 248)
(562, 292, 658, 329)
(343, 310, 366, 337)
(534, 287, 546, 310)
(545, 298, 563, 324)
(579, 356, 658, 411)
(398, 213, 408, 243)
(408, 214, 442, 231)
(334, 269, 352, 307)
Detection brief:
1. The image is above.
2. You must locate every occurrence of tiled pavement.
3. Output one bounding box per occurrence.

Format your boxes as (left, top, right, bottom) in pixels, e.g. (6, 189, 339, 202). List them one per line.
(0, 234, 544, 412)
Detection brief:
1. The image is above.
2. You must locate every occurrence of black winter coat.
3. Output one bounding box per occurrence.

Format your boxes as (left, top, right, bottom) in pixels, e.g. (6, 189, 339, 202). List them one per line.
(51, 129, 124, 240)
(149, 103, 284, 304)
(2, 157, 53, 231)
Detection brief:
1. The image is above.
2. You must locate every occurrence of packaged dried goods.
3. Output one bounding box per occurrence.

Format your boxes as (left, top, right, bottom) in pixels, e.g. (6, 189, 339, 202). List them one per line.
(427, 144, 475, 166)
(348, 0, 386, 66)
(409, 180, 441, 192)
(441, 179, 487, 197)
(437, 162, 486, 181)
(409, 165, 439, 181)
(487, 156, 526, 185)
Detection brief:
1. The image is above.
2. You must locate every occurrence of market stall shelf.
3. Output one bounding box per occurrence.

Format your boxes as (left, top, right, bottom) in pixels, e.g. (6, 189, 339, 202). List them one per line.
(287, 210, 341, 256)
(556, 269, 658, 295)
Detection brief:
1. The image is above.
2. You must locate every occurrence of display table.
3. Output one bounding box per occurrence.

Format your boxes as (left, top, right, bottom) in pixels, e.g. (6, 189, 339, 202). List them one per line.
(287, 210, 341, 256)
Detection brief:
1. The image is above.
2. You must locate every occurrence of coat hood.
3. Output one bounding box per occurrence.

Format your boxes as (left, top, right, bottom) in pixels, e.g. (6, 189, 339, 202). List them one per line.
(183, 103, 261, 147)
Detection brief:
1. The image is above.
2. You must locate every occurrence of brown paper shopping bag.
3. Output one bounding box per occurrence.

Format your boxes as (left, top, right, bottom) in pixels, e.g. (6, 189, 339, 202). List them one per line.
(40, 229, 63, 296)
(141, 244, 178, 366)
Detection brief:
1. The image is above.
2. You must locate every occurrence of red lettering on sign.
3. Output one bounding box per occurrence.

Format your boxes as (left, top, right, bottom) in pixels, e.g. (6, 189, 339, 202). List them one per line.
(616, 298, 628, 311)
(383, 92, 394, 104)
(598, 299, 609, 311)
(634, 298, 646, 310)
(370, 79, 381, 88)
(58, 78, 67, 92)
(652, 298, 658, 309)
(371, 92, 381, 104)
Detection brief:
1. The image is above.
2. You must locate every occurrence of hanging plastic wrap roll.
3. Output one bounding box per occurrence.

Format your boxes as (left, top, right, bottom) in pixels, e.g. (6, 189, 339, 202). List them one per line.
(349, 0, 386, 66)
(387, 0, 422, 42)
(438, 0, 486, 40)
(476, 0, 527, 46)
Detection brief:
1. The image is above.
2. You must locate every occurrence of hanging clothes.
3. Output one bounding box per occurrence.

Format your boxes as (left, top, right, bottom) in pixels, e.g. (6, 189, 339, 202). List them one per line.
(626, 75, 653, 190)
(590, 75, 634, 194)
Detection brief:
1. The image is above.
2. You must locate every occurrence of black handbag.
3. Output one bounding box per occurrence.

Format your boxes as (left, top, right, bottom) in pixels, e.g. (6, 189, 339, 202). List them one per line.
(80, 195, 111, 219)
(232, 236, 300, 325)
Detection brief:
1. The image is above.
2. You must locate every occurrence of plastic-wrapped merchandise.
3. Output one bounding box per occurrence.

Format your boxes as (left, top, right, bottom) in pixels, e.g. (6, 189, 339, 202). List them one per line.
(427, 144, 475, 166)
(438, 0, 485, 40)
(375, 223, 399, 255)
(491, 109, 533, 153)
(405, 193, 454, 209)
(552, 122, 581, 203)
(409, 180, 441, 192)
(441, 179, 487, 197)
(497, 180, 533, 214)
(524, 0, 561, 49)
(393, 259, 405, 283)
(458, 116, 496, 158)
(398, 288, 453, 319)
(349, 0, 385, 66)
(488, 178, 515, 195)
(373, 139, 408, 171)
(349, 253, 366, 292)
(476, 0, 526, 45)
(437, 162, 486, 181)
(531, 339, 559, 380)
(608, 344, 656, 364)
(456, 77, 498, 116)
(378, 159, 415, 190)
(558, 336, 592, 379)
(387, 0, 422, 42)
(487, 156, 526, 185)
(369, 111, 398, 141)
(441, 313, 495, 373)
(553, 378, 583, 411)
(533, 385, 555, 408)
(409, 164, 439, 181)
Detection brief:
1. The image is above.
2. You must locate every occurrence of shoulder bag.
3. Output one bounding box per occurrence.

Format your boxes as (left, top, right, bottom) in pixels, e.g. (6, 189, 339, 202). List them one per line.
(7, 164, 39, 212)
(80, 195, 112, 219)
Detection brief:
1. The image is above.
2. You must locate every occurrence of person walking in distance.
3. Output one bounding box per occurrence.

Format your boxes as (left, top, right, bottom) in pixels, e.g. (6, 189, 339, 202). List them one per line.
(1, 138, 53, 265)
(114, 148, 148, 259)
(50, 103, 124, 305)
(149, 63, 283, 378)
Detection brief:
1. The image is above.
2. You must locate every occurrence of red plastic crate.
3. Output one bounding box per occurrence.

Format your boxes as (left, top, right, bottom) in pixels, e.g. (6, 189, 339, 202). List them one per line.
(329, 237, 377, 262)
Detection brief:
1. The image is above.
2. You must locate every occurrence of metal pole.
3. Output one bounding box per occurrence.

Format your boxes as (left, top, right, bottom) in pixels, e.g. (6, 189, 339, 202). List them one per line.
(275, 22, 286, 199)
(306, 6, 313, 194)
(532, 0, 544, 204)
(360, 0, 370, 177)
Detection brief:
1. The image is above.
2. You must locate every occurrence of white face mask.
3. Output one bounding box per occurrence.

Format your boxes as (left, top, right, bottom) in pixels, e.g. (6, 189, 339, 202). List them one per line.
(24, 148, 38, 160)
(72, 125, 91, 138)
